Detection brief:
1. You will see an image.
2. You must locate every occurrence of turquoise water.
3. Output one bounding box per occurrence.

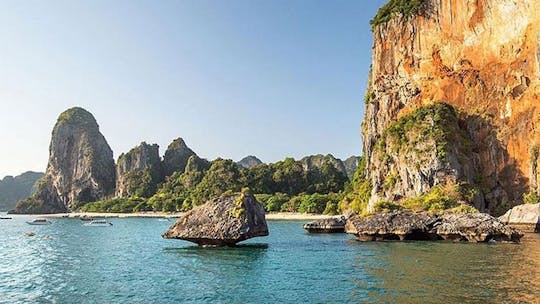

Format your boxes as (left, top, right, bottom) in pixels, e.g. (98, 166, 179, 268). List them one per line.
(1, 215, 540, 303)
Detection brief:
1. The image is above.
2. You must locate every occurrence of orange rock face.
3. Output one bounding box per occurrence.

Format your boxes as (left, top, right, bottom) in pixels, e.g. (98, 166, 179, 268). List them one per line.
(363, 0, 540, 214)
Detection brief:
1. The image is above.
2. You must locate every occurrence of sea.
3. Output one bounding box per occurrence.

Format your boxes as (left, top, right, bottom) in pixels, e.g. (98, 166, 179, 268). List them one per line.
(1, 214, 539, 303)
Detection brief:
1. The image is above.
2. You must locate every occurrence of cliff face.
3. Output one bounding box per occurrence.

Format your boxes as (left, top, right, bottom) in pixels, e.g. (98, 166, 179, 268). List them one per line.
(115, 142, 164, 198)
(0, 171, 43, 211)
(162, 138, 196, 176)
(364, 0, 540, 215)
(237, 156, 263, 168)
(300, 154, 348, 177)
(13, 107, 115, 213)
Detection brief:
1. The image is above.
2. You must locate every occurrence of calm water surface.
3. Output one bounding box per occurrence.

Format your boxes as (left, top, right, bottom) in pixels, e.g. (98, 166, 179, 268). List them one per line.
(1, 214, 539, 303)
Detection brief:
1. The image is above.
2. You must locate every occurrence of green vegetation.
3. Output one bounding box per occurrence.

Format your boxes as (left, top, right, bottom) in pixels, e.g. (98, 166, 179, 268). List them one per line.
(82, 155, 351, 214)
(523, 191, 540, 205)
(339, 157, 372, 214)
(57, 107, 97, 128)
(123, 167, 161, 198)
(448, 204, 479, 215)
(377, 102, 471, 161)
(80, 197, 151, 213)
(370, 0, 427, 29)
(373, 201, 402, 212)
(402, 182, 467, 213)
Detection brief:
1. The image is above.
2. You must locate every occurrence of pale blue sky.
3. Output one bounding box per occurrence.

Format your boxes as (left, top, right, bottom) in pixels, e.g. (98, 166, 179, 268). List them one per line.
(0, 0, 386, 177)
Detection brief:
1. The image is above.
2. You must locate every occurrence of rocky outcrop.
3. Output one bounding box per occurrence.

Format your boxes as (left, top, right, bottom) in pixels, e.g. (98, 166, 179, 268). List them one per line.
(12, 107, 116, 213)
(0, 171, 43, 211)
(303, 216, 346, 233)
(162, 138, 196, 176)
(300, 154, 347, 176)
(115, 142, 164, 198)
(237, 156, 263, 168)
(343, 156, 360, 179)
(346, 211, 523, 243)
(499, 203, 540, 232)
(162, 192, 268, 246)
(362, 0, 540, 215)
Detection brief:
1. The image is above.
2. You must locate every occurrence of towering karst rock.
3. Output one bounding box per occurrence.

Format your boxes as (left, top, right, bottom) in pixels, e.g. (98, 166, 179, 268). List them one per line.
(362, 0, 540, 215)
(13, 107, 116, 213)
(162, 138, 196, 177)
(115, 142, 164, 198)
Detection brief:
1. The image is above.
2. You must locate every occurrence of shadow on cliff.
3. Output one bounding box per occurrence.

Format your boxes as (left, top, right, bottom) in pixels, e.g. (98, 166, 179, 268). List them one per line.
(463, 113, 528, 216)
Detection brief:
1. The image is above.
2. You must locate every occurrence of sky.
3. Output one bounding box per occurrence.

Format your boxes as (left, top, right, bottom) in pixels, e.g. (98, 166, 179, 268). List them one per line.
(0, 0, 386, 178)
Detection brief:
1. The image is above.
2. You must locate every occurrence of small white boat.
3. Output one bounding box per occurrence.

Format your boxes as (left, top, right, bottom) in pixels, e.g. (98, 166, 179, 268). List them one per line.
(26, 218, 52, 225)
(83, 219, 113, 227)
(157, 218, 170, 222)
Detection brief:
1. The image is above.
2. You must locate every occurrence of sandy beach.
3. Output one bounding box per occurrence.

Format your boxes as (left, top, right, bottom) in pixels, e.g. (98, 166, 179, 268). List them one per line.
(11, 212, 335, 221)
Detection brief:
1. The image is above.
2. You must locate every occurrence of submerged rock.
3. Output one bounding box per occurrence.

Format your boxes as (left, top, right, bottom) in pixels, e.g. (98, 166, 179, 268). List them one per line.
(162, 192, 268, 246)
(499, 204, 540, 232)
(346, 211, 523, 243)
(303, 216, 346, 233)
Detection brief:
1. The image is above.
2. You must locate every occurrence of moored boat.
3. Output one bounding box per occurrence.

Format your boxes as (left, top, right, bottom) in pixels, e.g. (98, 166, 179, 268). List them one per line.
(26, 218, 52, 225)
(83, 219, 113, 227)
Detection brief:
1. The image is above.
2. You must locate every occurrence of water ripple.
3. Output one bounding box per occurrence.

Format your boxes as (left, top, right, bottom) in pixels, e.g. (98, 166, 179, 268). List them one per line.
(1, 216, 539, 303)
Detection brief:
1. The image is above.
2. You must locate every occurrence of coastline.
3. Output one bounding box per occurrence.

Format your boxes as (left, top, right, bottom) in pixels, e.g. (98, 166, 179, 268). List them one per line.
(8, 211, 335, 221)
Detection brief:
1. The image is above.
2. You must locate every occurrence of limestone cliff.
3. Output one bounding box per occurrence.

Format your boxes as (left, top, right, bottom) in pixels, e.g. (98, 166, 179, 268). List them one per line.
(162, 138, 196, 176)
(115, 142, 164, 198)
(300, 154, 348, 177)
(13, 107, 115, 213)
(343, 156, 361, 179)
(237, 156, 263, 168)
(363, 0, 540, 215)
(0, 171, 43, 211)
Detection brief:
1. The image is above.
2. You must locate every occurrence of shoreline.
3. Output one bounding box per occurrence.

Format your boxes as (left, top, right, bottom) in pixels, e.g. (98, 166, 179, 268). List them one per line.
(6, 212, 335, 221)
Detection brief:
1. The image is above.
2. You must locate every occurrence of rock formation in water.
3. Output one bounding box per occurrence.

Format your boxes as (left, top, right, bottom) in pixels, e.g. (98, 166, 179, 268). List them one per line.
(115, 142, 164, 198)
(499, 203, 540, 232)
(162, 138, 196, 177)
(0, 171, 44, 211)
(346, 211, 523, 243)
(12, 107, 116, 213)
(237, 155, 263, 168)
(303, 216, 346, 233)
(362, 0, 540, 215)
(162, 191, 269, 246)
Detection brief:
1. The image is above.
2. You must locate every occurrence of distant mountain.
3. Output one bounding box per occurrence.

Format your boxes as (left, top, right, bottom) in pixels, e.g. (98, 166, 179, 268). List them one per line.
(237, 156, 263, 168)
(0, 171, 44, 211)
(343, 156, 361, 179)
(300, 154, 360, 179)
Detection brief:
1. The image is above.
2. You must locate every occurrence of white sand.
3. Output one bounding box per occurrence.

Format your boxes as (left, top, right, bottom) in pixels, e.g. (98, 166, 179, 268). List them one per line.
(18, 212, 334, 221)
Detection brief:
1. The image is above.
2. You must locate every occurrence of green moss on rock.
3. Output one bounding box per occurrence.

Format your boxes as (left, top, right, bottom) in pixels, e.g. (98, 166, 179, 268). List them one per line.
(370, 0, 428, 29)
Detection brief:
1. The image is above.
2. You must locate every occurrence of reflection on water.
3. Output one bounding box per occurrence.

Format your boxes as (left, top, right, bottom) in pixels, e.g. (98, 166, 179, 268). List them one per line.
(1, 216, 539, 303)
(354, 235, 540, 303)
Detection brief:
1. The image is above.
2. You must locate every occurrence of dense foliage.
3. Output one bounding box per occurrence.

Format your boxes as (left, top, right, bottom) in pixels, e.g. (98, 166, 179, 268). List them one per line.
(83, 155, 350, 214)
(523, 191, 540, 205)
(377, 102, 470, 160)
(338, 157, 371, 214)
(80, 197, 151, 213)
(370, 0, 427, 29)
